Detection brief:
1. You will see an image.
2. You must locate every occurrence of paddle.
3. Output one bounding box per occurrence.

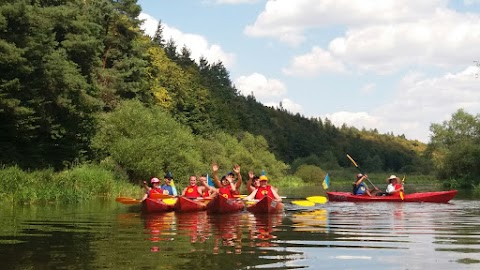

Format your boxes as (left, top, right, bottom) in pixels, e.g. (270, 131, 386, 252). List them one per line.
(306, 196, 327, 204)
(116, 197, 141, 204)
(346, 154, 378, 190)
(150, 193, 176, 199)
(400, 176, 405, 200)
(291, 200, 315, 207)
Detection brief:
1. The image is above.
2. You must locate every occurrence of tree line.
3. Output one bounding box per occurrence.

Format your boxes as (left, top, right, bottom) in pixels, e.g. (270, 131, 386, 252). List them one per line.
(2, 0, 473, 189)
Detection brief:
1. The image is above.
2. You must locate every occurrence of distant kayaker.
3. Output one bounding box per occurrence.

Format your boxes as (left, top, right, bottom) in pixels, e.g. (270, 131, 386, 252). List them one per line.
(353, 173, 379, 196)
(181, 175, 209, 199)
(161, 172, 176, 195)
(211, 163, 237, 198)
(140, 177, 162, 202)
(386, 175, 404, 196)
(246, 171, 260, 193)
(244, 175, 282, 202)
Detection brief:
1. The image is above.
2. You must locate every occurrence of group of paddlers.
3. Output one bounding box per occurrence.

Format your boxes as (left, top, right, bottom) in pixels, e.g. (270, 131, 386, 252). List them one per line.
(353, 174, 404, 197)
(141, 163, 282, 202)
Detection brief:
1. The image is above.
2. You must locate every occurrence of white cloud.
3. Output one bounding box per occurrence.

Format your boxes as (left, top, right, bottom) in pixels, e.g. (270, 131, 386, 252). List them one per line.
(329, 9, 480, 73)
(265, 98, 304, 114)
(245, 0, 444, 46)
(282, 46, 345, 76)
(323, 66, 480, 142)
(234, 73, 287, 99)
(139, 13, 236, 68)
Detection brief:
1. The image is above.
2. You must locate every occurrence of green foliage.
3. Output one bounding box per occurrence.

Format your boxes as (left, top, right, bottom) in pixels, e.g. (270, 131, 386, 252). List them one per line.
(91, 100, 203, 184)
(429, 109, 480, 187)
(0, 164, 137, 204)
(274, 175, 305, 188)
(294, 165, 326, 184)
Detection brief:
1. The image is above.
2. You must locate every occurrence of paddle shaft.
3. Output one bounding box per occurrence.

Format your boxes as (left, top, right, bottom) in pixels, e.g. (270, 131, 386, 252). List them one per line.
(346, 154, 378, 190)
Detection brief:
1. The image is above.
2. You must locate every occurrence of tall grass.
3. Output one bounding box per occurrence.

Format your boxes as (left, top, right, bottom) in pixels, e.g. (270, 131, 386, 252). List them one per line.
(0, 164, 139, 204)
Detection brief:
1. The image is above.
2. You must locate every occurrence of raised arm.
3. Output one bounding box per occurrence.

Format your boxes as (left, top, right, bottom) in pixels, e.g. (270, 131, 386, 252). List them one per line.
(233, 164, 242, 189)
(246, 171, 255, 193)
(212, 163, 221, 188)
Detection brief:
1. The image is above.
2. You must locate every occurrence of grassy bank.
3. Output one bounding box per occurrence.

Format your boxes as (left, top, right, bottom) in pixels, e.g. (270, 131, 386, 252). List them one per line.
(0, 165, 139, 204)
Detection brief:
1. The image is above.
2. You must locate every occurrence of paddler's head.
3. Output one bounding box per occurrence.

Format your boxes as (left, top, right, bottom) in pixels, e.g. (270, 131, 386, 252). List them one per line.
(189, 175, 197, 186)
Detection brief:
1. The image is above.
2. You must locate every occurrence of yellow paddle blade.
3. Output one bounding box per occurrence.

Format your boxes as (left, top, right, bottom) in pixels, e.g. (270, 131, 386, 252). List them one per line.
(162, 198, 177, 205)
(291, 200, 315, 207)
(306, 196, 327, 204)
(400, 192, 404, 200)
(245, 200, 257, 205)
(233, 194, 247, 198)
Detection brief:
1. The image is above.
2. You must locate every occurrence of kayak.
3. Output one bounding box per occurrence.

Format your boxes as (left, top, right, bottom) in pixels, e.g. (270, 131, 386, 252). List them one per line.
(142, 198, 175, 213)
(246, 196, 284, 214)
(174, 196, 209, 212)
(327, 190, 458, 203)
(206, 195, 245, 214)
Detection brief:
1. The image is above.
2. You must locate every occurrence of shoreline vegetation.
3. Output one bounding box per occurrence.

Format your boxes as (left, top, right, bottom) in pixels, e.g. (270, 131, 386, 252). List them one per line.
(2, 1, 480, 204)
(0, 164, 456, 205)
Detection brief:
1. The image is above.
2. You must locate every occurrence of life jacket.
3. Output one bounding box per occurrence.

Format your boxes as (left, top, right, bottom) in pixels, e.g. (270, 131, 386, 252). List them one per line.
(148, 188, 163, 197)
(202, 189, 210, 198)
(219, 186, 233, 199)
(353, 182, 368, 195)
(255, 185, 274, 200)
(184, 186, 201, 198)
(390, 183, 403, 197)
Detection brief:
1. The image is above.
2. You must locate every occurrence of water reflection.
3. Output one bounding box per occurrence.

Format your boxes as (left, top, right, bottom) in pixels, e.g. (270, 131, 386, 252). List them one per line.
(1, 199, 480, 269)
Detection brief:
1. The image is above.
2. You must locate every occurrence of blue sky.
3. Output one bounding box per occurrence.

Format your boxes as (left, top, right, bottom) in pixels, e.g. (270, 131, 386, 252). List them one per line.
(138, 0, 480, 142)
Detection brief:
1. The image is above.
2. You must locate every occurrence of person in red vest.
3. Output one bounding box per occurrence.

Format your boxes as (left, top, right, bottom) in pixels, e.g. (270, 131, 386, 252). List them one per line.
(140, 177, 163, 202)
(181, 175, 210, 199)
(386, 175, 404, 196)
(199, 174, 215, 198)
(244, 175, 282, 202)
(211, 163, 237, 199)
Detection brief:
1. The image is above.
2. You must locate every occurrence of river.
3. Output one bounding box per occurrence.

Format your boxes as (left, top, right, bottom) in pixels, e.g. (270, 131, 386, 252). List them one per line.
(1, 192, 479, 269)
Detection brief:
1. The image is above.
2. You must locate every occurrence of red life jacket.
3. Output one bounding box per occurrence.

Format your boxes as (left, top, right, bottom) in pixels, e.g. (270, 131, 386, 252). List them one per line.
(219, 187, 233, 199)
(390, 184, 403, 197)
(148, 188, 163, 197)
(202, 190, 210, 198)
(184, 186, 201, 198)
(255, 185, 274, 200)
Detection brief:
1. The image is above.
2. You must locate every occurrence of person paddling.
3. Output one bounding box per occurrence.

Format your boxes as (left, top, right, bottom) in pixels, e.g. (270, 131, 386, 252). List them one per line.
(244, 175, 282, 202)
(353, 173, 379, 196)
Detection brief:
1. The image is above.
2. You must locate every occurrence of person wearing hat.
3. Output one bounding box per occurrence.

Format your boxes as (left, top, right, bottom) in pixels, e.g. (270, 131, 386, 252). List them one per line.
(244, 174, 282, 202)
(212, 164, 242, 193)
(353, 173, 378, 196)
(160, 172, 176, 195)
(386, 175, 403, 196)
(140, 177, 163, 202)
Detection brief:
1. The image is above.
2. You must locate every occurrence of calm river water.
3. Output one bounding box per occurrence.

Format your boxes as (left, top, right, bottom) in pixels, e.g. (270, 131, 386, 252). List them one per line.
(1, 192, 480, 269)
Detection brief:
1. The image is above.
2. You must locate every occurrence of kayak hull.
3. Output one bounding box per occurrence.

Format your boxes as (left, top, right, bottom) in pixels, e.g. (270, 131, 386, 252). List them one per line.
(207, 195, 245, 214)
(142, 198, 175, 213)
(327, 190, 458, 203)
(246, 196, 284, 214)
(174, 196, 208, 212)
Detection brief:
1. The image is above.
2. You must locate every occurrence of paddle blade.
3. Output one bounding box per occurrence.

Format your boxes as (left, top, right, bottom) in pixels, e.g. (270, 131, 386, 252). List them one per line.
(291, 200, 315, 207)
(162, 198, 177, 205)
(346, 154, 358, 167)
(400, 191, 404, 200)
(233, 194, 247, 198)
(306, 196, 328, 204)
(116, 197, 141, 205)
(245, 200, 258, 205)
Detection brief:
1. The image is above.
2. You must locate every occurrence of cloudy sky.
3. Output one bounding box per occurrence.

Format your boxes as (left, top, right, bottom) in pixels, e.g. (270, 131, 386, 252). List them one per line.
(138, 0, 480, 142)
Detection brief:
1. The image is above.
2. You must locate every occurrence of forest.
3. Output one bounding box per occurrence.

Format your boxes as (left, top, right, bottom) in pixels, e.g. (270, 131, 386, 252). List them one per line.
(1, 0, 479, 202)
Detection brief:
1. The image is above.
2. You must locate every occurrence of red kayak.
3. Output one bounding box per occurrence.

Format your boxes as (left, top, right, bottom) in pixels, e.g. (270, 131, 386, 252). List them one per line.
(174, 196, 209, 212)
(327, 190, 458, 203)
(206, 195, 245, 214)
(142, 198, 175, 213)
(246, 196, 284, 214)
